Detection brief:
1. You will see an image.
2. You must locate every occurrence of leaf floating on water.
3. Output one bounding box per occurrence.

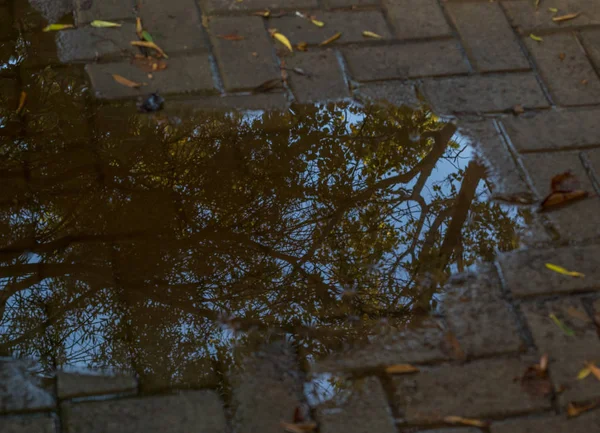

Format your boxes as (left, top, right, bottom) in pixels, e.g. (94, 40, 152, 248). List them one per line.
(539, 190, 589, 211)
(567, 401, 598, 418)
(443, 416, 489, 428)
(15, 91, 26, 115)
(217, 33, 245, 41)
(545, 263, 585, 278)
(362, 30, 382, 39)
(42, 23, 74, 32)
(270, 30, 293, 52)
(319, 32, 342, 46)
(90, 20, 122, 28)
(549, 313, 575, 336)
(529, 33, 543, 42)
(384, 364, 419, 374)
(280, 422, 317, 433)
(112, 74, 145, 88)
(297, 41, 308, 51)
(311, 19, 325, 27)
(130, 41, 168, 58)
(552, 12, 580, 22)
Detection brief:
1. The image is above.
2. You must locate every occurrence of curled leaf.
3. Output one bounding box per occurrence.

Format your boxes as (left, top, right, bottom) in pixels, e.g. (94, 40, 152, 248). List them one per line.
(271, 31, 293, 52)
(112, 74, 145, 88)
(529, 33, 543, 42)
(549, 313, 575, 336)
(319, 32, 341, 46)
(362, 30, 382, 39)
(15, 91, 26, 115)
(552, 12, 580, 22)
(130, 41, 168, 58)
(311, 19, 325, 27)
(90, 20, 122, 28)
(545, 263, 585, 278)
(42, 24, 74, 32)
(384, 364, 419, 374)
(444, 416, 489, 428)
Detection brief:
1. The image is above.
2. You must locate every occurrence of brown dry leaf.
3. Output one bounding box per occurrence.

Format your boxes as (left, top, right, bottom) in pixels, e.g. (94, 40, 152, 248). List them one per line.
(512, 104, 525, 115)
(15, 91, 26, 114)
(539, 353, 549, 372)
(443, 416, 489, 428)
(445, 331, 466, 360)
(280, 422, 317, 433)
(566, 306, 592, 323)
(520, 359, 553, 397)
(582, 79, 589, 85)
(319, 32, 341, 46)
(585, 362, 600, 381)
(552, 12, 580, 22)
(384, 364, 419, 374)
(201, 14, 210, 29)
(297, 41, 308, 51)
(253, 78, 283, 93)
(539, 190, 589, 212)
(132, 56, 167, 73)
(217, 33, 245, 41)
(567, 401, 598, 417)
(550, 171, 577, 191)
(130, 41, 168, 58)
(112, 74, 145, 88)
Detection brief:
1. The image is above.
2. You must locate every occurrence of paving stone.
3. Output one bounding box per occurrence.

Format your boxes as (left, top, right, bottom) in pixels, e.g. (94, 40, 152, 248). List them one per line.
(384, 0, 452, 40)
(448, 1, 529, 72)
(317, 377, 396, 433)
(392, 358, 551, 423)
(0, 358, 55, 413)
(209, 16, 279, 91)
(27, 0, 72, 23)
(57, 370, 137, 399)
(63, 391, 226, 433)
(586, 148, 600, 187)
(272, 11, 391, 45)
(524, 33, 600, 106)
(498, 245, 600, 298)
(424, 73, 548, 115)
(138, 0, 206, 53)
(325, 0, 380, 7)
(344, 40, 468, 81)
(75, 0, 135, 25)
(56, 24, 136, 63)
(231, 340, 305, 433)
(201, 0, 319, 13)
(580, 29, 600, 71)
(285, 51, 348, 103)
(521, 298, 600, 405)
(86, 55, 216, 99)
(502, 0, 600, 32)
(519, 151, 600, 241)
(442, 267, 525, 358)
(353, 81, 420, 108)
(491, 411, 600, 433)
(0, 414, 57, 433)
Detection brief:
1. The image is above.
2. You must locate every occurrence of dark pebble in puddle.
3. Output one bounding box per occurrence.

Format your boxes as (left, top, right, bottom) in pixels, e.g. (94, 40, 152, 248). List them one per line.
(137, 93, 164, 113)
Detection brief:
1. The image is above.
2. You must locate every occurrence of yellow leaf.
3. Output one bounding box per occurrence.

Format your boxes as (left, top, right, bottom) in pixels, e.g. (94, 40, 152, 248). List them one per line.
(130, 41, 169, 58)
(272, 31, 293, 52)
(577, 367, 591, 380)
(585, 362, 600, 381)
(552, 12, 580, 22)
(529, 33, 543, 42)
(136, 17, 143, 35)
(15, 91, 26, 115)
(384, 364, 419, 374)
(567, 401, 598, 418)
(42, 24, 74, 32)
(362, 31, 382, 39)
(112, 74, 146, 88)
(280, 422, 317, 433)
(311, 19, 325, 27)
(297, 42, 308, 51)
(548, 7, 558, 12)
(545, 263, 584, 278)
(444, 416, 489, 428)
(90, 20, 122, 28)
(319, 32, 342, 46)
(252, 10, 270, 17)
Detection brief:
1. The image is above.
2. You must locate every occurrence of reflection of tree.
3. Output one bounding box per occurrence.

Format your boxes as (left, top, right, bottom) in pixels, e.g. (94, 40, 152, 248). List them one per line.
(0, 66, 524, 386)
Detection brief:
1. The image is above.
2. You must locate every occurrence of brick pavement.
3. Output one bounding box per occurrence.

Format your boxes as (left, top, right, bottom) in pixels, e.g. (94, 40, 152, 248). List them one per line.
(2, 0, 600, 432)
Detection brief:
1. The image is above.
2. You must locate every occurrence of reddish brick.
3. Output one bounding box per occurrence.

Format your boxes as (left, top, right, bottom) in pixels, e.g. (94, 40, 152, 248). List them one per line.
(579, 29, 600, 71)
(524, 33, 600, 106)
(209, 16, 279, 91)
(56, 24, 136, 63)
(384, 0, 452, 39)
(75, 0, 135, 25)
(502, 0, 600, 32)
(492, 413, 600, 433)
(448, 1, 529, 72)
(271, 10, 391, 45)
(285, 51, 348, 103)
(201, 0, 318, 13)
(344, 40, 468, 81)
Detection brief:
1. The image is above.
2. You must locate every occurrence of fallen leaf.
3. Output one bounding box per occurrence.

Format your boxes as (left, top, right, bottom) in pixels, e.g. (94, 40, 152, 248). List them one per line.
(530, 33, 543, 42)
(319, 32, 342, 46)
(201, 15, 209, 29)
(549, 313, 575, 336)
(141, 30, 153, 42)
(42, 24, 74, 32)
(512, 104, 525, 115)
(253, 78, 283, 93)
(112, 74, 145, 88)
(297, 42, 308, 51)
(585, 362, 600, 381)
(552, 12, 580, 22)
(545, 263, 585, 278)
(443, 416, 489, 428)
(90, 20, 122, 28)
(362, 30, 382, 39)
(15, 91, 26, 115)
(252, 9, 270, 17)
(578, 366, 592, 380)
(136, 17, 143, 37)
(539, 353, 549, 372)
(550, 171, 578, 191)
(311, 19, 325, 27)
(292, 67, 307, 76)
(582, 79, 589, 85)
(271, 30, 293, 52)
(384, 364, 419, 374)
(539, 190, 589, 212)
(566, 306, 592, 323)
(567, 401, 598, 417)
(280, 422, 317, 433)
(548, 7, 558, 13)
(217, 33, 245, 41)
(130, 41, 168, 58)
(535, 0, 540, 9)
(559, 52, 566, 60)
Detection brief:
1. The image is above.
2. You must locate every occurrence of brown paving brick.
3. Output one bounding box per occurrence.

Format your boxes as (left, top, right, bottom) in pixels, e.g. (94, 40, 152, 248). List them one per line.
(448, 1, 529, 72)
(75, 0, 135, 25)
(344, 40, 468, 81)
(285, 51, 348, 103)
(524, 33, 600, 106)
(56, 24, 136, 63)
(384, 0, 452, 40)
(138, 0, 206, 53)
(392, 358, 551, 423)
(0, 414, 57, 433)
(492, 412, 600, 433)
(579, 29, 600, 71)
(502, 0, 600, 32)
(424, 73, 548, 114)
(209, 16, 279, 91)
(325, 0, 380, 7)
(86, 55, 216, 99)
(271, 10, 391, 45)
(353, 81, 420, 108)
(498, 245, 600, 298)
(521, 298, 600, 405)
(201, 0, 318, 13)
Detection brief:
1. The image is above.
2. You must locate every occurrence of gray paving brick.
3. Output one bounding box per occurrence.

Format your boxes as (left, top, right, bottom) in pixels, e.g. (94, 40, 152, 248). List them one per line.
(521, 298, 600, 405)
(201, 0, 318, 13)
(353, 81, 420, 108)
(63, 391, 226, 433)
(524, 33, 600, 106)
(448, 1, 529, 72)
(424, 74, 548, 114)
(384, 0, 452, 40)
(502, 0, 600, 32)
(56, 24, 136, 63)
(209, 16, 279, 91)
(0, 414, 57, 433)
(272, 11, 391, 45)
(579, 29, 600, 71)
(285, 51, 348, 103)
(57, 370, 137, 399)
(344, 40, 468, 81)
(498, 245, 600, 298)
(492, 412, 600, 433)
(325, 0, 380, 7)
(317, 377, 396, 433)
(0, 358, 55, 413)
(138, 0, 206, 53)
(86, 55, 216, 99)
(75, 0, 135, 25)
(392, 358, 551, 423)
